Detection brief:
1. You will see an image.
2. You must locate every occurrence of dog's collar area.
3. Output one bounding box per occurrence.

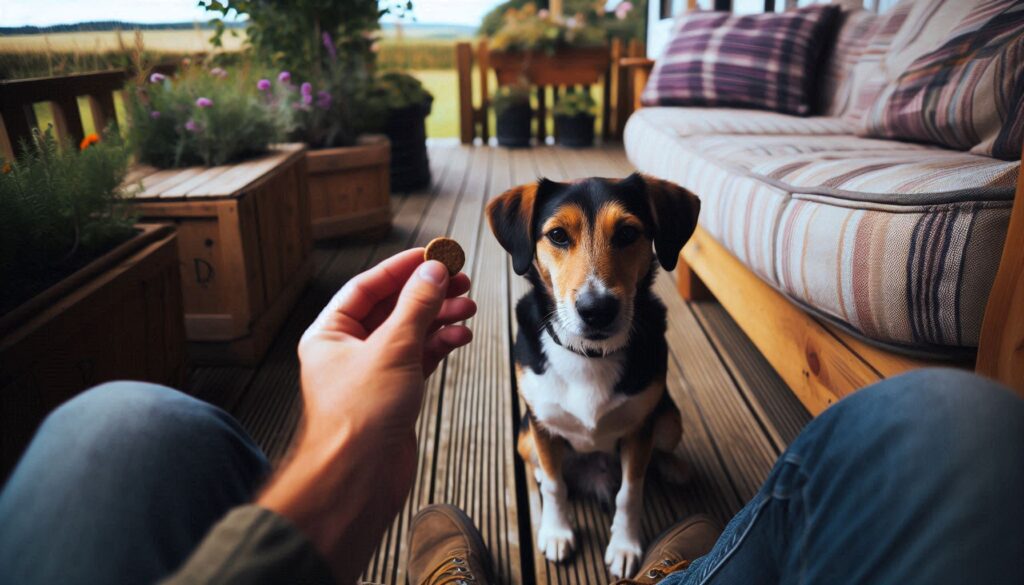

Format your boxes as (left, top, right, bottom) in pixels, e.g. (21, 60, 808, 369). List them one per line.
(544, 322, 610, 358)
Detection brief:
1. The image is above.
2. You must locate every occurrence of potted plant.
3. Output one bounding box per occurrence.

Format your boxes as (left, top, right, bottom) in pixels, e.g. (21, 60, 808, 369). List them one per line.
(553, 90, 596, 147)
(495, 84, 534, 147)
(125, 62, 312, 366)
(202, 0, 416, 240)
(0, 129, 185, 474)
(368, 71, 434, 192)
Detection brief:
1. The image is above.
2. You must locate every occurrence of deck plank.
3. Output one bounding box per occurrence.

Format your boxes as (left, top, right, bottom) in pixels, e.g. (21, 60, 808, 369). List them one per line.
(208, 143, 805, 585)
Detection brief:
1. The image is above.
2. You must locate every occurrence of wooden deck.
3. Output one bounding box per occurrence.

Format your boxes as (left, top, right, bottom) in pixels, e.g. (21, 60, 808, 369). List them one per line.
(186, 142, 810, 585)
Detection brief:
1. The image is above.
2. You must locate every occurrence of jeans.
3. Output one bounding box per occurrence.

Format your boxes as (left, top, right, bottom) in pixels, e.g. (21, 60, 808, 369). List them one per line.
(0, 370, 1021, 584)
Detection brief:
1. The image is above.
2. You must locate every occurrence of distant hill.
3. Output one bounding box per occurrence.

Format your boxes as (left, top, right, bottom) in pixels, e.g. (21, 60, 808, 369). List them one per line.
(0, 21, 474, 39)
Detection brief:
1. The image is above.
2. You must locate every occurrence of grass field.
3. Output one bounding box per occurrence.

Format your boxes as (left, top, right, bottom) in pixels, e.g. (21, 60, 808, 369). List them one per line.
(0, 29, 247, 53)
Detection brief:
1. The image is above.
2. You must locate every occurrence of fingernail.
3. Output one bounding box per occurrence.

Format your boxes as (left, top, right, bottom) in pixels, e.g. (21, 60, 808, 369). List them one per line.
(417, 261, 447, 286)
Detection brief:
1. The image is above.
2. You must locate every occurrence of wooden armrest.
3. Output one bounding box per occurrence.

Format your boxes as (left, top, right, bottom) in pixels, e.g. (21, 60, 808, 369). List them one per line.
(620, 57, 655, 69)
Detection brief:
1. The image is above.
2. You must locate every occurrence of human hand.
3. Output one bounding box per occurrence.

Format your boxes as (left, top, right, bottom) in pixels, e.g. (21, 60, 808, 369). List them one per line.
(259, 248, 475, 584)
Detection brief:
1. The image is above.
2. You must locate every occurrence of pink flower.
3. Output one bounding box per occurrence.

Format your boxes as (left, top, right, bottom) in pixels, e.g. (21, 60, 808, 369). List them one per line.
(615, 1, 634, 20)
(150, 110, 161, 119)
(210, 67, 228, 78)
(149, 72, 166, 83)
(538, 8, 550, 18)
(322, 31, 337, 61)
(185, 119, 199, 132)
(300, 82, 313, 96)
(278, 71, 291, 83)
(195, 97, 213, 108)
(301, 92, 313, 106)
(257, 79, 271, 91)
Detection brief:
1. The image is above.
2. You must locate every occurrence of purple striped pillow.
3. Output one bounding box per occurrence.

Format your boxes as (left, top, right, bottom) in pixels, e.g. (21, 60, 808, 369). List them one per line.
(862, 0, 1024, 161)
(642, 6, 840, 116)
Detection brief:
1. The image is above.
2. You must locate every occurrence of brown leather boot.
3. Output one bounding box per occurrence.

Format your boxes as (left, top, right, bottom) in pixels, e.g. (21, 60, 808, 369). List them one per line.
(612, 514, 722, 585)
(407, 504, 493, 585)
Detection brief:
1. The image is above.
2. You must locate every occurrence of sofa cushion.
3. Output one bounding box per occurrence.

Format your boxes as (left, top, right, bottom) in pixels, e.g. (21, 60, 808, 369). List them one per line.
(821, 8, 881, 116)
(774, 195, 1010, 350)
(627, 107, 854, 140)
(843, 0, 979, 124)
(862, 0, 1024, 161)
(624, 108, 1017, 352)
(641, 6, 839, 116)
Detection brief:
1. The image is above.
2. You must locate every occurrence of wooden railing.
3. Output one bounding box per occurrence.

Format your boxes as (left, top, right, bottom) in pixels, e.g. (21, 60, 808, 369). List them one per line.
(456, 38, 644, 145)
(0, 64, 174, 159)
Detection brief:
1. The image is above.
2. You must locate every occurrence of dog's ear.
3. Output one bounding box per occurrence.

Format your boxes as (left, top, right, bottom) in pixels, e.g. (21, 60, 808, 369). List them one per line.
(487, 179, 563, 275)
(620, 173, 701, 271)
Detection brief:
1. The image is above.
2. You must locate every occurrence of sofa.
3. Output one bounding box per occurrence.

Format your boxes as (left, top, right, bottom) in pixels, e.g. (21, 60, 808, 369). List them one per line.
(623, 0, 1023, 413)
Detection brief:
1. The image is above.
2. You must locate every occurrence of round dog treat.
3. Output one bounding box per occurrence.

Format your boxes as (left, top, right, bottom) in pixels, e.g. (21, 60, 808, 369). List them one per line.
(424, 237, 465, 275)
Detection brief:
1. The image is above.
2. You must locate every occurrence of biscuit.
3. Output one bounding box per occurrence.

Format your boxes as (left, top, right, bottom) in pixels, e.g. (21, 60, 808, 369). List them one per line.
(424, 237, 465, 276)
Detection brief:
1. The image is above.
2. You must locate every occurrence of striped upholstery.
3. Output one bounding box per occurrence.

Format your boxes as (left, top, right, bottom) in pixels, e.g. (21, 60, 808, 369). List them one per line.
(630, 107, 855, 139)
(624, 106, 1017, 352)
(862, 0, 1024, 161)
(642, 6, 840, 115)
(821, 8, 881, 116)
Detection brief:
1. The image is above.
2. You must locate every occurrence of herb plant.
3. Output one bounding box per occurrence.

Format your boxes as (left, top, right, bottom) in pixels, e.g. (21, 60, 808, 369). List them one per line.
(0, 128, 136, 314)
(127, 63, 286, 167)
(493, 85, 533, 115)
(553, 91, 597, 117)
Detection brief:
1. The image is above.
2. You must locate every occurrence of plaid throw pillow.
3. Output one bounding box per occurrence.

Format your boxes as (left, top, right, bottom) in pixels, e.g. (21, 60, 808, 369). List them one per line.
(642, 6, 840, 116)
(862, 0, 1024, 161)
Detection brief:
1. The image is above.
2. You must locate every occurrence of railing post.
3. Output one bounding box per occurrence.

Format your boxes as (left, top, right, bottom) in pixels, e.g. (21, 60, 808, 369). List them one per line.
(50, 98, 86, 147)
(88, 92, 118, 134)
(456, 42, 474, 145)
(477, 39, 490, 144)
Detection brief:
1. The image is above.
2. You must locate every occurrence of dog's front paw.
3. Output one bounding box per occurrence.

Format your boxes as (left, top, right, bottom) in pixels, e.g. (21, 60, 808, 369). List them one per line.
(537, 523, 576, 562)
(604, 533, 643, 578)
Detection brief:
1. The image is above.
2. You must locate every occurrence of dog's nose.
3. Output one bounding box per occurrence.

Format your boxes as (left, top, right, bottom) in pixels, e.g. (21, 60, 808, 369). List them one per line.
(575, 292, 619, 329)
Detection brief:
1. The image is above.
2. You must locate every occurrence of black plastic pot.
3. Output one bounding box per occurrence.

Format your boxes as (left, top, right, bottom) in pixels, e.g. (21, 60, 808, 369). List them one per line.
(497, 103, 533, 147)
(384, 96, 432, 192)
(555, 113, 595, 148)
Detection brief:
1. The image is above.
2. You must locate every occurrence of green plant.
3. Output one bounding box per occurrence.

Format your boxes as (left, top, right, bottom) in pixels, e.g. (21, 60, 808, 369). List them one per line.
(493, 84, 532, 115)
(0, 128, 136, 314)
(373, 71, 434, 110)
(127, 63, 285, 167)
(553, 90, 596, 117)
(485, 1, 645, 52)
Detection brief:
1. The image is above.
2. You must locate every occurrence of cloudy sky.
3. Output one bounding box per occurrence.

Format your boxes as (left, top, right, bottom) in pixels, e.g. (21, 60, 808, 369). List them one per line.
(0, 0, 505, 27)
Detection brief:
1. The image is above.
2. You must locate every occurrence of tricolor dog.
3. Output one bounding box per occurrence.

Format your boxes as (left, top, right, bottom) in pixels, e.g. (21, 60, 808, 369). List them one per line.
(486, 174, 701, 577)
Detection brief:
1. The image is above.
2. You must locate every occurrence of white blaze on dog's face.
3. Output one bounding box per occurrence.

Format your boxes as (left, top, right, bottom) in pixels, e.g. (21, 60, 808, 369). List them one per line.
(487, 174, 701, 355)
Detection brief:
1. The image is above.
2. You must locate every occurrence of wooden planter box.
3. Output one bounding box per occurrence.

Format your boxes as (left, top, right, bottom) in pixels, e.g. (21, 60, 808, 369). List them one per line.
(126, 144, 313, 366)
(489, 47, 611, 86)
(307, 134, 392, 240)
(0, 224, 185, 477)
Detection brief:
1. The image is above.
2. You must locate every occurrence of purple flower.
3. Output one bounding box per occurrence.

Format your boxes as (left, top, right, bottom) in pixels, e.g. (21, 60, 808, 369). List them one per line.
(185, 119, 199, 133)
(322, 31, 337, 61)
(615, 1, 634, 20)
(257, 79, 271, 91)
(300, 82, 313, 96)
(149, 110, 161, 119)
(195, 97, 213, 108)
(149, 72, 166, 83)
(210, 67, 228, 78)
(301, 92, 313, 106)
(316, 90, 332, 110)
(278, 71, 291, 83)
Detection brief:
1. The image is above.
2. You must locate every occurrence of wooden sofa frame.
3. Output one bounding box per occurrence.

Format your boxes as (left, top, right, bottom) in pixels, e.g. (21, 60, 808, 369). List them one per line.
(625, 59, 1024, 414)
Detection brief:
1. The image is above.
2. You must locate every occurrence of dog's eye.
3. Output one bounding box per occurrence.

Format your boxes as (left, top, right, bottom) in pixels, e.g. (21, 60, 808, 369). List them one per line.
(612, 225, 641, 247)
(546, 228, 570, 247)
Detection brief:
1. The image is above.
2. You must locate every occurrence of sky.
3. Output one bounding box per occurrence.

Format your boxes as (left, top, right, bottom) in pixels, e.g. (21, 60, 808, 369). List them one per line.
(0, 0, 505, 27)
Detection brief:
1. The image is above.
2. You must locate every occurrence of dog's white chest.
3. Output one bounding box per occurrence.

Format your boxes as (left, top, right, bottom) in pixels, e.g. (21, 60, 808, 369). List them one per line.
(520, 333, 649, 453)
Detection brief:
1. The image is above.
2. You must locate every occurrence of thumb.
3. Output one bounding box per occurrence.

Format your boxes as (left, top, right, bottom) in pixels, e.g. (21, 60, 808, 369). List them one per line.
(384, 260, 449, 343)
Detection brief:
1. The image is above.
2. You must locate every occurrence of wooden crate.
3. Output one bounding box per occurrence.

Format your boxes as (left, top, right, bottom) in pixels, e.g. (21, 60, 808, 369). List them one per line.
(126, 144, 313, 366)
(0, 224, 185, 477)
(306, 134, 392, 240)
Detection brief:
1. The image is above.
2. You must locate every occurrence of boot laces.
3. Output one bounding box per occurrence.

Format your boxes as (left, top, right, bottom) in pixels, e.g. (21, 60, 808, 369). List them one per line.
(421, 551, 477, 585)
(612, 557, 691, 585)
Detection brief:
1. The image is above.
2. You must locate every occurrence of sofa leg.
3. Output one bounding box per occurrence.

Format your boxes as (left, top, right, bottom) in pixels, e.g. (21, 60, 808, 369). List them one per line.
(676, 256, 712, 301)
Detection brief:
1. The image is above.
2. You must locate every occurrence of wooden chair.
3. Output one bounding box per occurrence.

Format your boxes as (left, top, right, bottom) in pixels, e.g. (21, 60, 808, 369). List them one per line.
(623, 58, 1024, 412)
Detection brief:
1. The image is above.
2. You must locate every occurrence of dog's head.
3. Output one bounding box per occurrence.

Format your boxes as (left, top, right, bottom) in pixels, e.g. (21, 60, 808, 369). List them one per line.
(487, 173, 700, 353)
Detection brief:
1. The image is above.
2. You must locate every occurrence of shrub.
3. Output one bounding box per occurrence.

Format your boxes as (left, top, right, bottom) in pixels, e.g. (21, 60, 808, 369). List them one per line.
(553, 90, 597, 117)
(127, 63, 286, 167)
(493, 84, 532, 115)
(0, 128, 136, 314)
(485, 1, 645, 52)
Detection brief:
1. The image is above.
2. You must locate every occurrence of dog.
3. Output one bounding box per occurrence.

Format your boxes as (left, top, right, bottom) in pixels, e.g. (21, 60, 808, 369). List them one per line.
(486, 173, 701, 578)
